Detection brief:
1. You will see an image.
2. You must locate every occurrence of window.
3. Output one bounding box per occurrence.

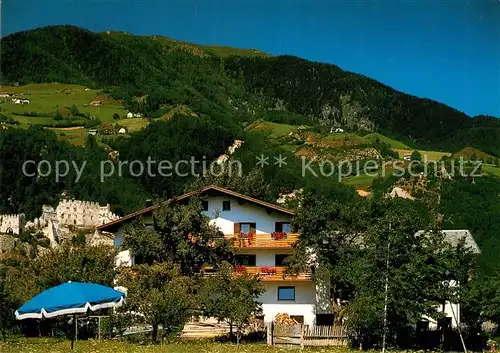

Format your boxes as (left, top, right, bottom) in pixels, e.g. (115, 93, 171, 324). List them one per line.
(241, 223, 250, 233)
(234, 222, 256, 234)
(275, 222, 291, 233)
(290, 315, 304, 324)
(316, 314, 334, 326)
(222, 200, 231, 211)
(235, 254, 256, 266)
(278, 286, 295, 301)
(275, 254, 289, 266)
(201, 200, 209, 211)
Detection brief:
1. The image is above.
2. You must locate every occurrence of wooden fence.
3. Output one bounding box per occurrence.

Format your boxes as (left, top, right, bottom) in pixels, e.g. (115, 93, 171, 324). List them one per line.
(267, 322, 348, 348)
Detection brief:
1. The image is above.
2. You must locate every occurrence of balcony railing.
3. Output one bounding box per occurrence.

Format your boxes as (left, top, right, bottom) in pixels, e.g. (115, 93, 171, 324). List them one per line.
(225, 233, 299, 248)
(233, 266, 312, 281)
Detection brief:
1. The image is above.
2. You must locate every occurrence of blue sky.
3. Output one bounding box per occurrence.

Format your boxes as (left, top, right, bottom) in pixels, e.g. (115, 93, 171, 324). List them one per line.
(3, 0, 499, 117)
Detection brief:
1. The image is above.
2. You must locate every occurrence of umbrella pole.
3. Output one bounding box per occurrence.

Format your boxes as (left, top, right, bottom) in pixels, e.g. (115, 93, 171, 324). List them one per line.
(71, 314, 76, 352)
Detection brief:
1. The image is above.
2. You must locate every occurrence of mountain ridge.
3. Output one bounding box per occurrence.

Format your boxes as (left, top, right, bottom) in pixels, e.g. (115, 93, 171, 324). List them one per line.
(1, 25, 499, 156)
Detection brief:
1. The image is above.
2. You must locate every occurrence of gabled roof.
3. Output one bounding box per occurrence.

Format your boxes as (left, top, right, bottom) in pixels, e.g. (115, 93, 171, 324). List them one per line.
(97, 185, 295, 232)
(415, 229, 481, 254)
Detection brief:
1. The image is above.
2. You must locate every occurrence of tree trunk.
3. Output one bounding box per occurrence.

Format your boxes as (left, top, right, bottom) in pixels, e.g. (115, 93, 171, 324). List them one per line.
(236, 327, 242, 345)
(152, 324, 159, 343)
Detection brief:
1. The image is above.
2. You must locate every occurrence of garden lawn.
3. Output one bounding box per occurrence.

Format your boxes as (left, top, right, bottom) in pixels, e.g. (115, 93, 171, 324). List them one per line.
(0, 338, 353, 353)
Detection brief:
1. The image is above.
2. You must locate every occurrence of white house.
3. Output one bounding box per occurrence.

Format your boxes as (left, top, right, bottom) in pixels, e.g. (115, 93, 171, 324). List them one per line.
(118, 127, 127, 134)
(416, 229, 480, 328)
(97, 186, 480, 328)
(98, 185, 325, 326)
(126, 112, 134, 118)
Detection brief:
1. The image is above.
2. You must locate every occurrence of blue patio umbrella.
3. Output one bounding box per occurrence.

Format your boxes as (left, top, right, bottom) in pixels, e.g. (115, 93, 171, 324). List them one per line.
(15, 281, 126, 350)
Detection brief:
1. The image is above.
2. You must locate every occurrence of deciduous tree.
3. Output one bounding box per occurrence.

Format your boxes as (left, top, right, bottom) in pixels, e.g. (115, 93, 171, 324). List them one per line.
(118, 262, 196, 343)
(200, 262, 264, 343)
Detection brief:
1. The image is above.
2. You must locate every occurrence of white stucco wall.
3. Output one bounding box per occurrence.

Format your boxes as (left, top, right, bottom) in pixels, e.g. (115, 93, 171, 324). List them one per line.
(424, 280, 461, 328)
(113, 214, 154, 266)
(260, 282, 317, 326)
(203, 195, 292, 234)
(235, 249, 293, 266)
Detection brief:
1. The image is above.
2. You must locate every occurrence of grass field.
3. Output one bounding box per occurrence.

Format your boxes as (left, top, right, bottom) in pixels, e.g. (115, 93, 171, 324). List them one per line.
(48, 127, 87, 145)
(120, 118, 150, 132)
(483, 164, 500, 177)
(0, 83, 148, 145)
(343, 173, 377, 188)
(248, 121, 299, 139)
(0, 338, 351, 353)
(394, 149, 451, 162)
(1, 83, 128, 124)
(317, 133, 368, 148)
(363, 133, 411, 149)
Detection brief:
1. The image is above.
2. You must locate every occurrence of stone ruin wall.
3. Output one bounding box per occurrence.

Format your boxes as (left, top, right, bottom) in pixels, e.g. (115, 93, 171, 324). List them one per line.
(52, 199, 118, 228)
(0, 214, 25, 235)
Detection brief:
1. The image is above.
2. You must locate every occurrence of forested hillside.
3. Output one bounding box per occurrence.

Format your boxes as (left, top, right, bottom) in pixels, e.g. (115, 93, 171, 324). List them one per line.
(2, 25, 499, 155)
(0, 25, 499, 275)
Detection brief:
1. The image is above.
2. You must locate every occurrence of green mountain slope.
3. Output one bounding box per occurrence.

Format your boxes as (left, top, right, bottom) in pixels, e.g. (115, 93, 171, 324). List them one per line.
(363, 133, 411, 149)
(0, 25, 499, 274)
(1, 25, 499, 155)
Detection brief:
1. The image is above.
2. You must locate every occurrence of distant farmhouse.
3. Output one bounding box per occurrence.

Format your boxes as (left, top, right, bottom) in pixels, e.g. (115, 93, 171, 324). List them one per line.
(10, 98, 30, 104)
(126, 112, 142, 118)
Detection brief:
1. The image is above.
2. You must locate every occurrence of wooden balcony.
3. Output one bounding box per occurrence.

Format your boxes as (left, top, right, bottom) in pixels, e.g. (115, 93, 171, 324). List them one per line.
(225, 233, 299, 249)
(234, 266, 312, 282)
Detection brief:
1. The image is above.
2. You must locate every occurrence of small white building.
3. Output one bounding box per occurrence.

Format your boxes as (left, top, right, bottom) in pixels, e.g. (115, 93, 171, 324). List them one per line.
(118, 128, 127, 134)
(88, 129, 98, 136)
(11, 98, 21, 104)
(126, 112, 133, 118)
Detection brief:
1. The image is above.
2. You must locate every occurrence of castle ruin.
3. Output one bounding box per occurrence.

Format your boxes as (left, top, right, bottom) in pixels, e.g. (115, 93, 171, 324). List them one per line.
(0, 199, 118, 249)
(0, 214, 25, 235)
(40, 199, 118, 228)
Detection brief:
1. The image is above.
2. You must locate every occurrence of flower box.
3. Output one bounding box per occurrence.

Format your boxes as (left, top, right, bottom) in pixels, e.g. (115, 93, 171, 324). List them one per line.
(259, 266, 277, 275)
(271, 232, 288, 240)
(234, 265, 247, 273)
(237, 232, 255, 246)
